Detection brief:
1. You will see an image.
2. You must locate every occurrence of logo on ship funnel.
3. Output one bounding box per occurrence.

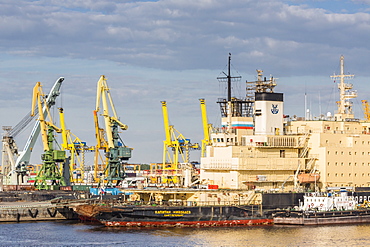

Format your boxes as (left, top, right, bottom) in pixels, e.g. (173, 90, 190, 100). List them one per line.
(271, 104, 279, 114)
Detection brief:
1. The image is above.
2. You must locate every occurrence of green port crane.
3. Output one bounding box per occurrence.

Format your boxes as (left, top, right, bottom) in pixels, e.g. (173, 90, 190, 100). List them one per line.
(1, 77, 63, 185)
(31, 82, 66, 190)
(94, 75, 132, 187)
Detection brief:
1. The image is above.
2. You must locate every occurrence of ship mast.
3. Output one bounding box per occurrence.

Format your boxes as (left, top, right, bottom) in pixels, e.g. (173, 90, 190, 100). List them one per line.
(330, 55, 356, 121)
(217, 53, 242, 132)
(217, 53, 242, 103)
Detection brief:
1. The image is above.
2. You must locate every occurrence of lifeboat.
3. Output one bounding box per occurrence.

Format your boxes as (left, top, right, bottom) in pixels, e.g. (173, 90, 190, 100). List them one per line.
(298, 173, 320, 183)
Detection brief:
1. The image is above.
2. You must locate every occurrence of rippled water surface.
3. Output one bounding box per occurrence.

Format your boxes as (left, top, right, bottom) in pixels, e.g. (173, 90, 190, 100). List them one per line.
(1, 221, 370, 246)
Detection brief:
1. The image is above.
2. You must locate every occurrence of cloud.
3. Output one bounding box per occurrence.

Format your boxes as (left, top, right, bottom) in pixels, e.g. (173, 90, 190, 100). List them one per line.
(0, 0, 369, 75)
(1, 0, 370, 164)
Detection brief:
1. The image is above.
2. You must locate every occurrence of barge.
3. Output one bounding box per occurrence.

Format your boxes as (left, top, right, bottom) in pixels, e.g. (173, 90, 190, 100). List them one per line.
(273, 209, 370, 225)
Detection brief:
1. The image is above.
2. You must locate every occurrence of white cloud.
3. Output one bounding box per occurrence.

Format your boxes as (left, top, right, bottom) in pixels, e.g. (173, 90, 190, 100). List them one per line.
(1, 0, 370, 164)
(1, 0, 369, 74)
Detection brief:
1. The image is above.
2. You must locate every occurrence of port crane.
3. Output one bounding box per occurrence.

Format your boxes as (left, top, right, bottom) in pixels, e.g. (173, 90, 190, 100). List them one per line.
(94, 75, 132, 187)
(1, 77, 63, 185)
(59, 107, 94, 184)
(31, 81, 66, 189)
(161, 101, 199, 186)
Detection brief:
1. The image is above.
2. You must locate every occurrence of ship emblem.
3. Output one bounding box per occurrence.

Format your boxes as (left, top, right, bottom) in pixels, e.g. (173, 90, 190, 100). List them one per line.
(271, 104, 279, 114)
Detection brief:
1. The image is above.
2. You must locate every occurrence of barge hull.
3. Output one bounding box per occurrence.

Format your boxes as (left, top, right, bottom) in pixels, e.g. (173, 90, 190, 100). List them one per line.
(77, 204, 273, 227)
(275, 215, 370, 225)
(274, 209, 370, 225)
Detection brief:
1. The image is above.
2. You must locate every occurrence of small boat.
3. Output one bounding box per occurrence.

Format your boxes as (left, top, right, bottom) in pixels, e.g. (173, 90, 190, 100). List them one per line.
(297, 173, 320, 183)
(273, 189, 370, 225)
(75, 203, 273, 227)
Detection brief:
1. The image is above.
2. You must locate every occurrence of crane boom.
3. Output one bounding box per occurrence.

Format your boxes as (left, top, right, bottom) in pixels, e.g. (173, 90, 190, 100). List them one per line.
(8, 110, 37, 138)
(161, 101, 172, 146)
(199, 99, 212, 157)
(96, 75, 128, 149)
(16, 77, 63, 163)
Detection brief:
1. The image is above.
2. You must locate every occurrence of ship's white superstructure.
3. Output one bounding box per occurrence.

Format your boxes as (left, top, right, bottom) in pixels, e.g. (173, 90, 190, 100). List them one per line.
(201, 55, 370, 192)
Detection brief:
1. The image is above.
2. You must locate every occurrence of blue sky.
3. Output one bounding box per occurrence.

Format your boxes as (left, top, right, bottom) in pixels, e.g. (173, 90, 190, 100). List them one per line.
(287, 0, 370, 13)
(1, 0, 370, 164)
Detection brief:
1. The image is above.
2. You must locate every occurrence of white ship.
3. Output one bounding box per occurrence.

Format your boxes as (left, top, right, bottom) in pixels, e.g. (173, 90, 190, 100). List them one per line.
(200, 54, 370, 193)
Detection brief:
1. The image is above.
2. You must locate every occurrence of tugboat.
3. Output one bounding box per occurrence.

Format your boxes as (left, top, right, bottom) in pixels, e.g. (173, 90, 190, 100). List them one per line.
(273, 188, 370, 225)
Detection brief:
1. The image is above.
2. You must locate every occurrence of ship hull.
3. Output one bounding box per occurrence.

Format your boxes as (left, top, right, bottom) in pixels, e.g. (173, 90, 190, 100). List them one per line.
(102, 218, 272, 227)
(273, 209, 370, 225)
(77, 204, 273, 227)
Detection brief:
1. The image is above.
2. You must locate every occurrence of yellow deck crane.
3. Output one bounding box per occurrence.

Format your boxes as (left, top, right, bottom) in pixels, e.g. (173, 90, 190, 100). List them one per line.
(94, 75, 132, 187)
(31, 82, 66, 189)
(362, 100, 370, 121)
(199, 99, 213, 157)
(161, 101, 199, 186)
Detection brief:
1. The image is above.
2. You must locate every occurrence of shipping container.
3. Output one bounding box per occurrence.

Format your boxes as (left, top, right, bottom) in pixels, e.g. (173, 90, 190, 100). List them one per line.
(208, 185, 219, 190)
(60, 186, 73, 191)
(72, 185, 92, 191)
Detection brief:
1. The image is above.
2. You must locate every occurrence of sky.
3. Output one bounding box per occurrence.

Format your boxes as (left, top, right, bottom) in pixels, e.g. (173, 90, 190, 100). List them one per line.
(1, 0, 370, 165)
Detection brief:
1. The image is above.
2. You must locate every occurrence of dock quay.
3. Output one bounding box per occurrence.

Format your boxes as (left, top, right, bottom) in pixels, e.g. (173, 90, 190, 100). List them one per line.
(0, 201, 73, 222)
(0, 190, 91, 223)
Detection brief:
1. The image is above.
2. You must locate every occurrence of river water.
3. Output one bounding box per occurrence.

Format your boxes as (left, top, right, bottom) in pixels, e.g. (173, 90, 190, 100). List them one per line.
(1, 221, 370, 246)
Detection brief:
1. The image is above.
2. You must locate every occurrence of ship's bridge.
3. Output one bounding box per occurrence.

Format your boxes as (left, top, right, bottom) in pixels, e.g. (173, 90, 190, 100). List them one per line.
(211, 132, 237, 147)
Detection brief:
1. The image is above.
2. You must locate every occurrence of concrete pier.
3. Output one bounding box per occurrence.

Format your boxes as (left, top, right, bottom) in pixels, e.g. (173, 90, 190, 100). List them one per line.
(0, 192, 90, 223)
(0, 201, 70, 222)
